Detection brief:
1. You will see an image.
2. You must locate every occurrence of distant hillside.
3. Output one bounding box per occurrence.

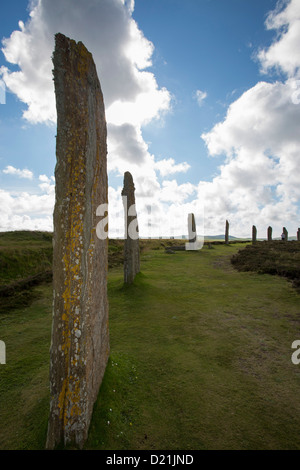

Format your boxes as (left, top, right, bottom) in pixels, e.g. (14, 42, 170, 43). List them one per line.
(204, 235, 240, 241)
(140, 234, 242, 241)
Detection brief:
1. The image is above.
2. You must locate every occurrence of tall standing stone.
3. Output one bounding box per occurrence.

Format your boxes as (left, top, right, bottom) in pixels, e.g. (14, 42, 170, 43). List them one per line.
(188, 213, 197, 243)
(122, 171, 140, 284)
(267, 226, 272, 242)
(46, 34, 109, 449)
(225, 220, 229, 245)
(252, 225, 257, 244)
(297, 228, 300, 241)
(283, 226, 288, 241)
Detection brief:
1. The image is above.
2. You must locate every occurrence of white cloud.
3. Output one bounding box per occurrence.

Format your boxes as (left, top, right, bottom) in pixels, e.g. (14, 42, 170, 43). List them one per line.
(154, 158, 190, 178)
(2, 0, 300, 239)
(0, 167, 56, 231)
(0, 181, 54, 231)
(108, 123, 150, 168)
(0, 0, 171, 128)
(258, 0, 300, 77)
(195, 89, 207, 107)
(200, 0, 300, 238)
(0, 0, 179, 236)
(202, 80, 300, 158)
(2, 165, 33, 179)
(39, 174, 51, 183)
(159, 179, 196, 204)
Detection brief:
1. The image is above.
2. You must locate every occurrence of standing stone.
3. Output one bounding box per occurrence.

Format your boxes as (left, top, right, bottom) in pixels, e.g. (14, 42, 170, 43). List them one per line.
(188, 213, 197, 243)
(122, 171, 140, 284)
(297, 228, 300, 241)
(46, 34, 109, 449)
(225, 220, 229, 245)
(283, 227, 288, 241)
(252, 225, 257, 244)
(267, 226, 272, 242)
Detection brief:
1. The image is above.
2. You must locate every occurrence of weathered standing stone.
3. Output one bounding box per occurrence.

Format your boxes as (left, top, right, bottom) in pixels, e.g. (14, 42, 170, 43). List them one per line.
(46, 34, 109, 449)
(252, 225, 257, 244)
(283, 227, 288, 241)
(225, 220, 229, 245)
(268, 226, 272, 242)
(297, 228, 300, 241)
(188, 213, 197, 243)
(122, 171, 140, 284)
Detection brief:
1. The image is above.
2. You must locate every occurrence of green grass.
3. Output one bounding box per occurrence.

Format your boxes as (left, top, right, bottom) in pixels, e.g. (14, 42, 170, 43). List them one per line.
(231, 240, 300, 289)
(0, 231, 53, 314)
(0, 231, 53, 285)
(0, 237, 300, 449)
(0, 283, 52, 449)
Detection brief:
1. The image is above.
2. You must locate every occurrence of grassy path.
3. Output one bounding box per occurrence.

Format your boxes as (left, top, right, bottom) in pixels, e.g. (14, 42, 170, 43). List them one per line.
(87, 243, 300, 450)
(0, 243, 300, 449)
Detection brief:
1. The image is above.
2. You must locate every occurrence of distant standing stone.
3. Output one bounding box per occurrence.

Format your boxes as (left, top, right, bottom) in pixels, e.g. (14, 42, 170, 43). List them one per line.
(188, 213, 197, 243)
(46, 33, 109, 449)
(283, 227, 288, 241)
(225, 220, 229, 245)
(297, 228, 300, 241)
(122, 171, 140, 284)
(252, 225, 257, 244)
(267, 226, 272, 242)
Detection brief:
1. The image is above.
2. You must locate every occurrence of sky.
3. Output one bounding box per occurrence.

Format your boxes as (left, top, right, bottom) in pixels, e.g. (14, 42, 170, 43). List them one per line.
(0, 0, 300, 238)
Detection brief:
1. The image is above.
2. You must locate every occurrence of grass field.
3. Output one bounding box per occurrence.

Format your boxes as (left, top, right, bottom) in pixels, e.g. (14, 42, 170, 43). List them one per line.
(0, 233, 300, 450)
(231, 240, 300, 290)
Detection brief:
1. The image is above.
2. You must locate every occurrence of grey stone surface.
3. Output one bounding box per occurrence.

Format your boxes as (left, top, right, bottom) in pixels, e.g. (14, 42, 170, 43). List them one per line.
(122, 171, 140, 284)
(46, 33, 109, 449)
(283, 227, 288, 241)
(297, 228, 300, 241)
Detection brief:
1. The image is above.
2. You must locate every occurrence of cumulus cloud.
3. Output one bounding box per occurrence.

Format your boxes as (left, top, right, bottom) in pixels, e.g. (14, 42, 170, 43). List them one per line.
(108, 123, 149, 168)
(38, 174, 55, 194)
(2, 165, 33, 179)
(0, 0, 184, 236)
(202, 80, 300, 158)
(2, 0, 300, 238)
(0, 167, 56, 231)
(200, 2, 300, 237)
(258, 0, 300, 77)
(0, 0, 171, 127)
(154, 158, 190, 178)
(0, 179, 55, 231)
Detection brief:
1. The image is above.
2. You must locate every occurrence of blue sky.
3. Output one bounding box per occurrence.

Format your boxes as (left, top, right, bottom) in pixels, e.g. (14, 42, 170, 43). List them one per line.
(133, 0, 279, 183)
(0, 0, 299, 238)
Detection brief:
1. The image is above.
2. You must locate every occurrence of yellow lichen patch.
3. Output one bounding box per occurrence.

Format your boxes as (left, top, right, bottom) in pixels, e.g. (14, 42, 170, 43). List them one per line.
(76, 42, 92, 82)
(58, 134, 87, 427)
(58, 378, 67, 420)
